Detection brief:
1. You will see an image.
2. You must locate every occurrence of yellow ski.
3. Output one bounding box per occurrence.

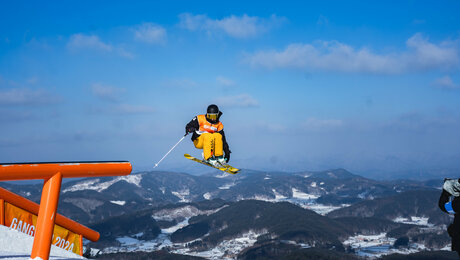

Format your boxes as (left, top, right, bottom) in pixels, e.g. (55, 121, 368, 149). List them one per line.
(184, 154, 239, 174)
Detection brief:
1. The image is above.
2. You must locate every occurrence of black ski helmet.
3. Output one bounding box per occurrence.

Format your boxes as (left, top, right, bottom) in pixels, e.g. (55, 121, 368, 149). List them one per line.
(206, 104, 220, 123)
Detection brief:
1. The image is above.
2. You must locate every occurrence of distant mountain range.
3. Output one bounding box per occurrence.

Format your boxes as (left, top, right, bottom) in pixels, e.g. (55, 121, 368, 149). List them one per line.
(0, 168, 451, 259)
(0, 168, 442, 226)
(327, 190, 450, 225)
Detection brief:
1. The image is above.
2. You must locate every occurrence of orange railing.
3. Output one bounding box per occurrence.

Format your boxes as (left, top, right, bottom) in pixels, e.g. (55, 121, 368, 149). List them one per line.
(0, 161, 132, 260)
(0, 187, 100, 242)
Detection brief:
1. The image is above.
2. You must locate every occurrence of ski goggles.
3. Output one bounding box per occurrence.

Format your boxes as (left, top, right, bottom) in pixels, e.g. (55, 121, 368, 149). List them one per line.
(206, 113, 218, 121)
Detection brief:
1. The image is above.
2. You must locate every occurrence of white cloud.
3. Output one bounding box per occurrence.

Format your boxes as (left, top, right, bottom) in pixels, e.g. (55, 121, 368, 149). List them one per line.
(302, 117, 343, 130)
(406, 34, 459, 69)
(117, 46, 135, 59)
(26, 77, 39, 84)
(214, 94, 259, 108)
(67, 34, 112, 52)
(134, 23, 167, 44)
(432, 75, 460, 89)
(216, 76, 235, 87)
(113, 104, 155, 115)
(163, 79, 198, 89)
(0, 88, 59, 106)
(256, 122, 287, 133)
(245, 33, 459, 74)
(67, 33, 134, 58)
(0, 109, 36, 123)
(91, 83, 125, 102)
(179, 13, 285, 38)
(90, 104, 155, 115)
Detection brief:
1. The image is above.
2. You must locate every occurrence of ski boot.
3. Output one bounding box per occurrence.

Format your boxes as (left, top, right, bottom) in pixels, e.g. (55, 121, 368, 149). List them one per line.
(206, 157, 220, 168)
(216, 156, 228, 167)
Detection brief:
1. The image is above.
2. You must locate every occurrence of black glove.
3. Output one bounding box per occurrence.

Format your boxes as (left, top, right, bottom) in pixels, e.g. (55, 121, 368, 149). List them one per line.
(224, 152, 230, 163)
(185, 126, 195, 134)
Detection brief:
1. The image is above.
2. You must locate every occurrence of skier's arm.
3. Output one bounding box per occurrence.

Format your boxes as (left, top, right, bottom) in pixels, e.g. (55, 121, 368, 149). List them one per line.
(185, 116, 199, 134)
(439, 190, 451, 213)
(439, 189, 460, 214)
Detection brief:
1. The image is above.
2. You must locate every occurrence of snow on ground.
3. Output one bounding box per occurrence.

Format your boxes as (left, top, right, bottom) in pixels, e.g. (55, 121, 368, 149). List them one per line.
(173, 230, 265, 260)
(152, 205, 198, 221)
(116, 236, 140, 246)
(272, 189, 287, 200)
(393, 216, 433, 226)
(110, 200, 126, 206)
(152, 205, 228, 222)
(203, 192, 212, 200)
(440, 244, 451, 251)
(102, 219, 190, 254)
(302, 204, 347, 215)
(237, 188, 347, 215)
(63, 174, 142, 193)
(280, 240, 311, 249)
(344, 233, 392, 248)
(161, 219, 190, 234)
(214, 173, 233, 179)
(291, 188, 319, 200)
(104, 225, 265, 260)
(0, 225, 84, 259)
(218, 182, 236, 190)
(171, 189, 191, 202)
(342, 232, 448, 258)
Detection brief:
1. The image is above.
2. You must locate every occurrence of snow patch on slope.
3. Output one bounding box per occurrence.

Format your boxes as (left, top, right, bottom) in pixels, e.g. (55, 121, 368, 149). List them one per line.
(393, 216, 432, 226)
(203, 192, 212, 200)
(240, 188, 347, 215)
(162, 218, 190, 234)
(343, 232, 443, 258)
(152, 205, 228, 222)
(272, 189, 287, 200)
(116, 236, 140, 246)
(218, 182, 236, 190)
(344, 232, 393, 249)
(171, 189, 190, 202)
(173, 230, 266, 259)
(292, 188, 319, 199)
(110, 200, 126, 206)
(63, 174, 142, 193)
(302, 204, 347, 215)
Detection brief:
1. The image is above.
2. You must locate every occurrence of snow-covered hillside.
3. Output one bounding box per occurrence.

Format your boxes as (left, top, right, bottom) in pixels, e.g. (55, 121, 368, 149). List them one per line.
(0, 225, 84, 260)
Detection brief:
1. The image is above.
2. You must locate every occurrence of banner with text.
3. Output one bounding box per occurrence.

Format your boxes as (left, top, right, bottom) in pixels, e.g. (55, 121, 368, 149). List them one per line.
(3, 202, 82, 255)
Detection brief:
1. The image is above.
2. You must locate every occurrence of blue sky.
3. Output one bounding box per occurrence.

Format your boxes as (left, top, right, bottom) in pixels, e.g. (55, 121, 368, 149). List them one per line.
(1, 1, 459, 177)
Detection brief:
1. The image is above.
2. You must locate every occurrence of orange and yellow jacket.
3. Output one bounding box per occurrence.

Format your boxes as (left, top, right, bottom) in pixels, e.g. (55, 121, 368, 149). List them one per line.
(185, 113, 231, 156)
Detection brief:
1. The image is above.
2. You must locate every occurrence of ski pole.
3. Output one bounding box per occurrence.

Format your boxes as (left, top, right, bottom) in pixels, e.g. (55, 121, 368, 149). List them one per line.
(153, 133, 188, 168)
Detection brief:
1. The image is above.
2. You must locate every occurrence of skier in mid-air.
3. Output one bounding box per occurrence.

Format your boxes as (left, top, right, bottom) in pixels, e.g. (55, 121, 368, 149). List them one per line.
(185, 104, 231, 168)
